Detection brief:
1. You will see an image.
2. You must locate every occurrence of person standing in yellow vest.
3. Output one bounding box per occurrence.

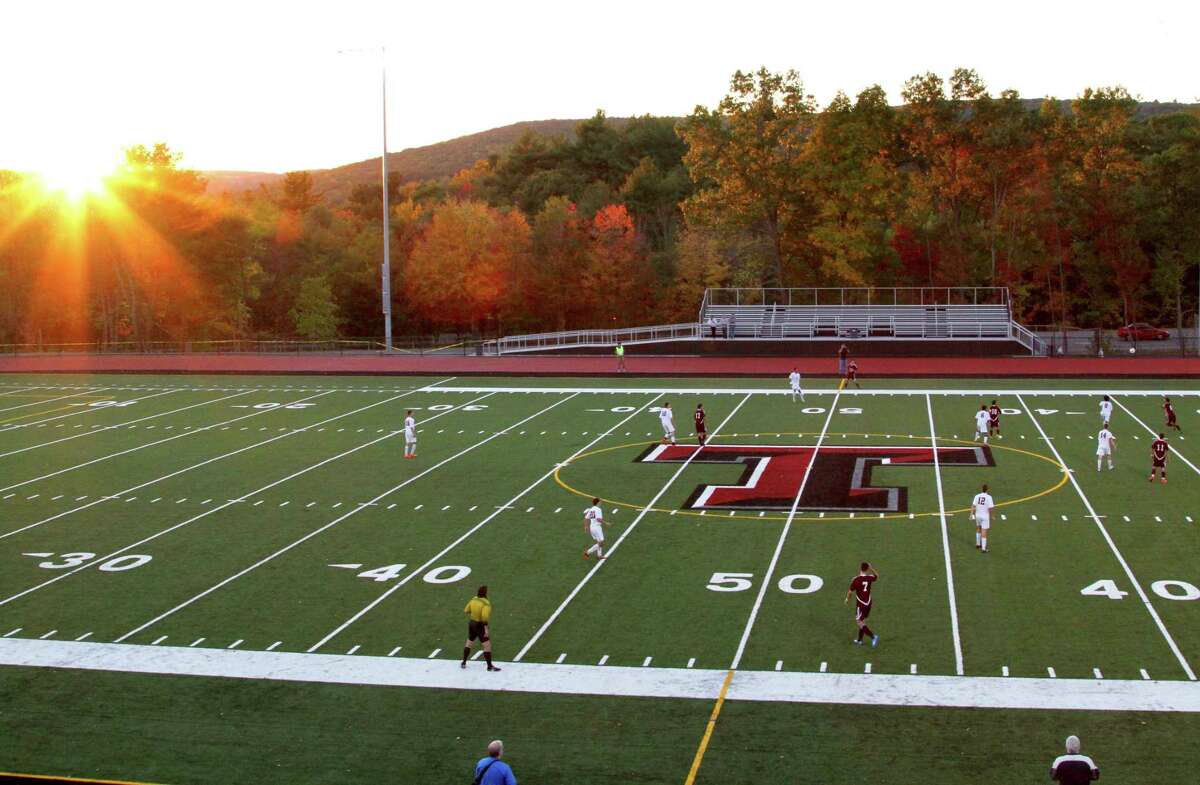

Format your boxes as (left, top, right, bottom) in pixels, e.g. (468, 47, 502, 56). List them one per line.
(615, 342, 626, 373)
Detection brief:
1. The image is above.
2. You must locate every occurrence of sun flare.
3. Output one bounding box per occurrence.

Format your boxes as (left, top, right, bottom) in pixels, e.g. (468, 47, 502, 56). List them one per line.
(34, 155, 115, 200)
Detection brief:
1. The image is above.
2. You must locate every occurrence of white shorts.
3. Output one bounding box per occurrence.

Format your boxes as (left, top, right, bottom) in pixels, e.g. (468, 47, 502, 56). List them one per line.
(790, 383, 801, 391)
(589, 525, 604, 543)
(662, 425, 674, 437)
(976, 517, 990, 530)
(405, 433, 417, 445)
(1096, 447, 1110, 456)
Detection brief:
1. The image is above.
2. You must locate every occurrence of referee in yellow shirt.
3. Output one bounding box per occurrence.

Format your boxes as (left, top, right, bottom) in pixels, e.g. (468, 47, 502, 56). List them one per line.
(461, 585, 501, 672)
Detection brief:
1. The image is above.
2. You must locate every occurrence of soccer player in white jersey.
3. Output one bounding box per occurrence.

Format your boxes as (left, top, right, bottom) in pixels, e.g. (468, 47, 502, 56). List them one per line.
(403, 410, 417, 459)
(658, 402, 676, 445)
(974, 404, 992, 444)
(1099, 395, 1113, 428)
(1096, 426, 1116, 471)
(971, 483, 995, 552)
(788, 368, 804, 402)
(582, 497, 609, 559)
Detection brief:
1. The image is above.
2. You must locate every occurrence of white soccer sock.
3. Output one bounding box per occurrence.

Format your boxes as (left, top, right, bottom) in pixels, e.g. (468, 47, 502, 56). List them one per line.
(981, 536, 987, 551)
(975, 531, 981, 546)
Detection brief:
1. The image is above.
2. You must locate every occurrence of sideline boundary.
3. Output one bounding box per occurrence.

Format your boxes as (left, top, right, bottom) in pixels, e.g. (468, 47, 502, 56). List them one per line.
(2, 638, 1198, 713)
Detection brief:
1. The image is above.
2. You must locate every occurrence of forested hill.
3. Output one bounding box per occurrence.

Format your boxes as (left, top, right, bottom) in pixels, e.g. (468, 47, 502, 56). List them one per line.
(203, 117, 641, 200)
(204, 101, 1196, 201)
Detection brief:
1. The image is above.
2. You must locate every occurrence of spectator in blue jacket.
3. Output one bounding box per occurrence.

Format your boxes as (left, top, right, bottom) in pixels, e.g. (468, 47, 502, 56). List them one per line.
(474, 740, 516, 785)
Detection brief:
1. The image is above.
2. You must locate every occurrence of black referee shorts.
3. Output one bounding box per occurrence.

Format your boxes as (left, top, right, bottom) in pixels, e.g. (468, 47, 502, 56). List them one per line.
(467, 620, 489, 643)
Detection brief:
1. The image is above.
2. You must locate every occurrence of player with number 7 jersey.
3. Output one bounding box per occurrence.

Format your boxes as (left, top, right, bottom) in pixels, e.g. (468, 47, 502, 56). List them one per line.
(845, 562, 880, 647)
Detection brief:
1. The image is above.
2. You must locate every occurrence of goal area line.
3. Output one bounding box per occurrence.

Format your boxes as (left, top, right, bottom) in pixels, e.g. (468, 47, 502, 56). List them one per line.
(3, 638, 1197, 713)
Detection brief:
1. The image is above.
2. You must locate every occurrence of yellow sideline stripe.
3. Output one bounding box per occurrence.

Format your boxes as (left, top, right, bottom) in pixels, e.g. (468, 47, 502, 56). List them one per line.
(0, 772, 167, 785)
(683, 668, 735, 785)
(0, 404, 91, 425)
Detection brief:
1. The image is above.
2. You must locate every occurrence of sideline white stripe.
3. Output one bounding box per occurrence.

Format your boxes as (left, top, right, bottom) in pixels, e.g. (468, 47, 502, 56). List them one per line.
(2, 391, 488, 609)
(0, 388, 178, 431)
(3, 638, 1198, 712)
(1017, 394, 1196, 681)
(0, 389, 255, 461)
(115, 393, 572, 643)
(927, 394, 964, 675)
(309, 393, 665, 652)
(0, 389, 98, 413)
(1112, 396, 1200, 478)
(728, 386, 842, 669)
(430, 386, 1200, 397)
(513, 394, 753, 662)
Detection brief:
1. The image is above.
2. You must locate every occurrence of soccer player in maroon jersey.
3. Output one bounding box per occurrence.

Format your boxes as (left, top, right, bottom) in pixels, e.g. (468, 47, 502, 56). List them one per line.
(988, 399, 1002, 439)
(1163, 396, 1181, 432)
(1150, 432, 1169, 483)
(846, 360, 861, 389)
(694, 403, 707, 446)
(845, 562, 879, 647)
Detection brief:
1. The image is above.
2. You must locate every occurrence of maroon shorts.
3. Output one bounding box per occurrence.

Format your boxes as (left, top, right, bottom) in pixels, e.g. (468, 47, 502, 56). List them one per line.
(855, 601, 872, 622)
(989, 417, 1000, 428)
(1167, 413, 1177, 425)
(1153, 458, 1166, 468)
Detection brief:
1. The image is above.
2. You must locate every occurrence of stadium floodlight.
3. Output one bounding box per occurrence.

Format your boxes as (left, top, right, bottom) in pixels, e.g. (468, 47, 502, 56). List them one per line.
(338, 46, 393, 352)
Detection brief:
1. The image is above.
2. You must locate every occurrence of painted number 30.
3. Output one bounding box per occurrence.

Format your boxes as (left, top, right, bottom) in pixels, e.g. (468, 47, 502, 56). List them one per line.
(706, 572, 824, 594)
(36, 552, 153, 571)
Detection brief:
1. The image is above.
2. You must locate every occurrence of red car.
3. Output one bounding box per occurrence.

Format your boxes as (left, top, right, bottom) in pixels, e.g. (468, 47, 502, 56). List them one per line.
(1117, 323, 1170, 341)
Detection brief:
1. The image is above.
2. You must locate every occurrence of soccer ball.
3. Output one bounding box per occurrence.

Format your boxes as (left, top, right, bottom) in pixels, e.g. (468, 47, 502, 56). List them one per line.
(1129, 347, 1136, 354)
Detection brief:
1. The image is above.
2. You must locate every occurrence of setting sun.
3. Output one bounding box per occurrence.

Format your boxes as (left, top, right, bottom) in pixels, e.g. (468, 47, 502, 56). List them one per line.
(34, 155, 114, 200)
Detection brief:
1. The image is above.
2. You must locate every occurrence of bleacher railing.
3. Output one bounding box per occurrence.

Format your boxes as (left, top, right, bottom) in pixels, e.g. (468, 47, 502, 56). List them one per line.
(699, 287, 1010, 316)
(486, 323, 700, 355)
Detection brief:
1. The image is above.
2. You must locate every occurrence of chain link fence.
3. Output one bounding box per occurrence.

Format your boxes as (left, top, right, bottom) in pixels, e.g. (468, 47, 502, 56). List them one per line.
(0, 336, 489, 356)
(1034, 327, 1199, 357)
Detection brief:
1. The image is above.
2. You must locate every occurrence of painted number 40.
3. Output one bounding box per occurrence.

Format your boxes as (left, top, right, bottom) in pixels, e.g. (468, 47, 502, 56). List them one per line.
(1082, 579, 1200, 601)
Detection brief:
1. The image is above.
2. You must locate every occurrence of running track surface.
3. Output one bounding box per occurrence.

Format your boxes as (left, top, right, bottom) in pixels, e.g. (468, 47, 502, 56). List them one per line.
(1, 353, 1198, 377)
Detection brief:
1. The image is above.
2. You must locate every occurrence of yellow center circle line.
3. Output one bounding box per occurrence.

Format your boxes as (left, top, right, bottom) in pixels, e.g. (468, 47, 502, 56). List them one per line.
(552, 432, 1069, 522)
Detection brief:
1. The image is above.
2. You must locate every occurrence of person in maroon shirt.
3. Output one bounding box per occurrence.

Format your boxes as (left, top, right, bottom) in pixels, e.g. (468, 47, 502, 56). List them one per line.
(988, 399, 1002, 439)
(1163, 396, 1181, 432)
(694, 403, 707, 446)
(1150, 432, 1169, 483)
(846, 360, 861, 389)
(845, 562, 879, 647)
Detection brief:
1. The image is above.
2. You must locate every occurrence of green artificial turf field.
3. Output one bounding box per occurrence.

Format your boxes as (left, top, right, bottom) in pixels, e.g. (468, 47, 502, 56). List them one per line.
(0, 372, 1197, 784)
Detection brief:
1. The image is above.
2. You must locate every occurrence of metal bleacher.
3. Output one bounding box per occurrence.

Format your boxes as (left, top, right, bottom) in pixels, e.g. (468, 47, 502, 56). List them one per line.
(698, 287, 1044, 354)
(485, 287, 1044, 355)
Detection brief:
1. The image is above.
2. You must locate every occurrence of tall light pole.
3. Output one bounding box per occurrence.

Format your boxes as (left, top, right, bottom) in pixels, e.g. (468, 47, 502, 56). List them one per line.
(339, 46, 392, 352)
(379, 48, 392, 352)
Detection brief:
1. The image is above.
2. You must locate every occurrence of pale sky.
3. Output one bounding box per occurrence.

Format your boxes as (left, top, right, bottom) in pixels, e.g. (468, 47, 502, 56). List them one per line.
(1, 0, 1195, 175)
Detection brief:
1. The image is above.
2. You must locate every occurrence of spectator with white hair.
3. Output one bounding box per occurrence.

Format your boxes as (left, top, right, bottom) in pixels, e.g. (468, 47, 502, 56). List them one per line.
(473, 739, 517, 785)
(1050, 735, 1099, 783)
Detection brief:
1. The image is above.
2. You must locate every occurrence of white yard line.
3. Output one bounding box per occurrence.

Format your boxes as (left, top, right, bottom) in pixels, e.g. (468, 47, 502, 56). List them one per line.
(727, 386, 842, 670)
(4, 638, 1200, 712)
(0, 389, 99, 413)
(926, 394, 965, 675)
(0, 390, 256, 461)
(0, 392, 288, 494)
(0, 380, 449, 546)
(2, 391, 488, 608)
(0, 386, 36, 401)
(513, 393, 754, 662)
(1112, 396, 1200, 477)
(308, 393, 665, 652)
(0, 389, 343, 540)
(1017, 394, 1196, 681)
(0, 388, 178, 431)
(114, 393, 574, 643)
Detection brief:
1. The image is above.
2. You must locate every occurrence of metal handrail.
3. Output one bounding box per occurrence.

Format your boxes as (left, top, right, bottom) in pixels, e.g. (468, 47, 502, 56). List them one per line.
(486, 323, 701, 355)
(702, 287, 1011, 307)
